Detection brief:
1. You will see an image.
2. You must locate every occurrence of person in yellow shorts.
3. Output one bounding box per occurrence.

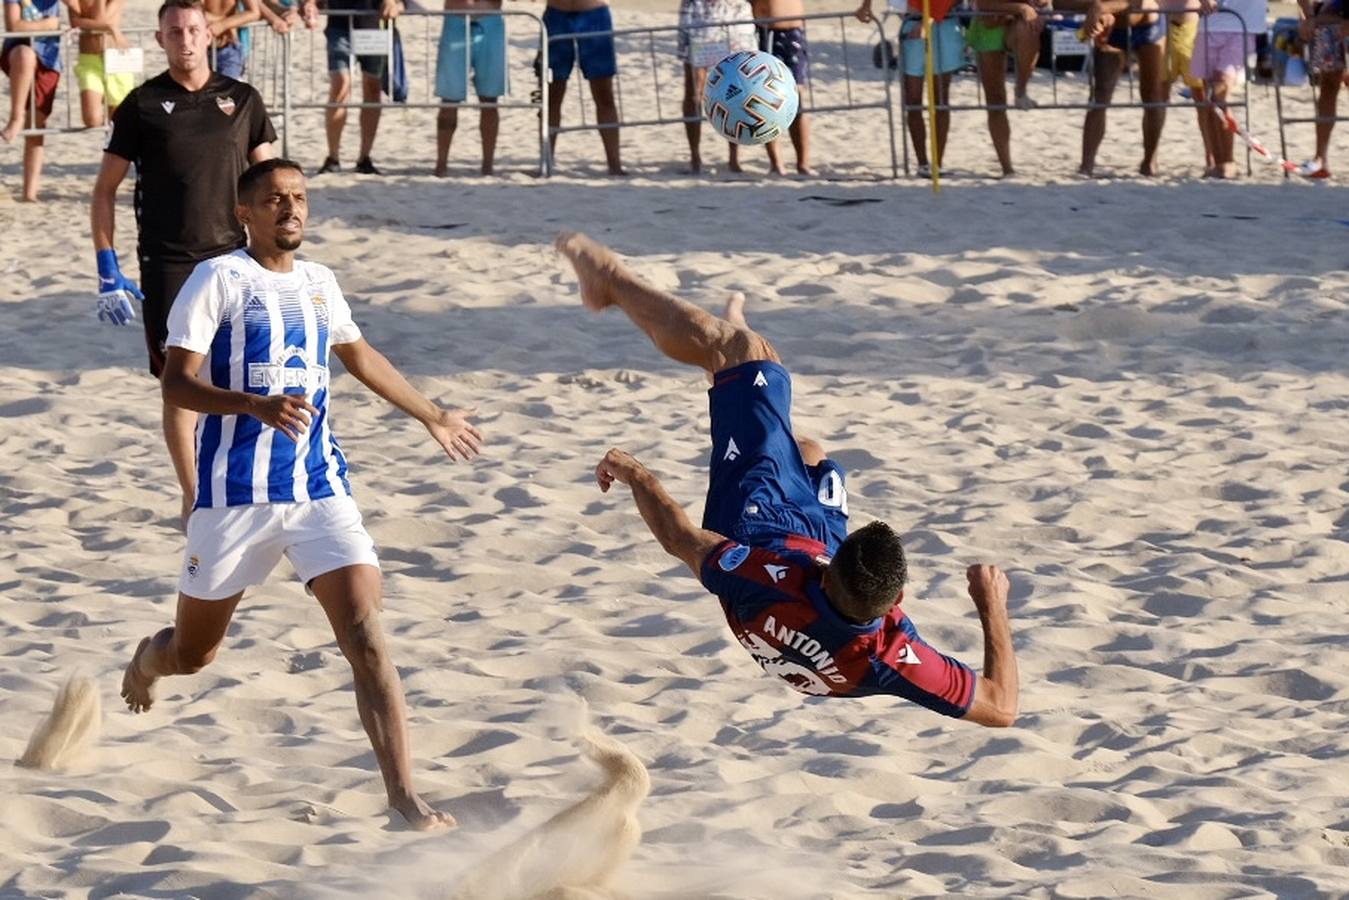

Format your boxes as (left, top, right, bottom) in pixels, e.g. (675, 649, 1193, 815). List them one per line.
(68, 0, 135, 126)
(1161, 0, 1213, 171)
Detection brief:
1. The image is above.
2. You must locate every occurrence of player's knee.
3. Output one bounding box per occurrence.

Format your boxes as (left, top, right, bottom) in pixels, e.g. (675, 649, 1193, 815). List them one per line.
(338, 614, 387, 673)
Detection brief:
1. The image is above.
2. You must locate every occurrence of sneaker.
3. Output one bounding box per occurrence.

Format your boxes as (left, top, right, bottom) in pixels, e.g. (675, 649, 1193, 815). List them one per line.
(915, 163, 931, 178)
(1296, 157, 1330, 179)
(317, 156, 341, 175)
(354, 157, 382, 175)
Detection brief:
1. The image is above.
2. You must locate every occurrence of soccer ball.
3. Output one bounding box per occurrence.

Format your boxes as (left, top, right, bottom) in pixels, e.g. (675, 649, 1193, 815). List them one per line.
(702, 50, 800, 146)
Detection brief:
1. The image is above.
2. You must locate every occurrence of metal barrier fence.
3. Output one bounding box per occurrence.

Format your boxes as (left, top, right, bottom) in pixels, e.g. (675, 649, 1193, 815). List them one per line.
(285, 9, 550, 174)
(3, 21, 277, 140)
(1272, 31, 1348, 178)
(544, 11, 899, 178)
(882, 6, 1256, 175)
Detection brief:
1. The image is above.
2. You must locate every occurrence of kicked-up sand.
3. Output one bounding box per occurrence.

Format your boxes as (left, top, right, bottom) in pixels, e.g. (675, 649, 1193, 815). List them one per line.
(1, 1, 1348, 897)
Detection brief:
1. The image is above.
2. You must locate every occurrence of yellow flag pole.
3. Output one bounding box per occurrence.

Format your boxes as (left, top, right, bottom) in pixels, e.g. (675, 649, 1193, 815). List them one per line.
(922, 0, 940, 194)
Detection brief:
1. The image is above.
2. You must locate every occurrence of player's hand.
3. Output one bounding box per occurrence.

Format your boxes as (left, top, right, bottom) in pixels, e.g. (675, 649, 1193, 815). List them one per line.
(95, 248, 144, 326)
(1015, 3, 1038, 23)
(595, 448, 644, 492)
(251, 393, 319, 442)
(854, 1, 873, 23)
(966, 564, 1010, 614)
(426, 407, 483, 462)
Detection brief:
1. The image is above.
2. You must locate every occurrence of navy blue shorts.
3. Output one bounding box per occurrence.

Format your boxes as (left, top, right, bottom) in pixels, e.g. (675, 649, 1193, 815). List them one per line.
(703, 361, 849, 557)
(1107, 17, 1165, 52)
(544, 5, 617, 81)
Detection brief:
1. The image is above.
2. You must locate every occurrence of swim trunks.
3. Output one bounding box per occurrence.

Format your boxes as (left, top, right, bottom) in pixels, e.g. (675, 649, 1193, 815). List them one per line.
(757, 25, 810, 83)
(1106, 15, 1165, 51)
(964, 17, 1006, 53)
(75, 51, 136, 106)
(1166, 17, 1202, 87)
(901, 17, 964, 76)
(544, 5, 617, 81)
(436, 12, 508, 101)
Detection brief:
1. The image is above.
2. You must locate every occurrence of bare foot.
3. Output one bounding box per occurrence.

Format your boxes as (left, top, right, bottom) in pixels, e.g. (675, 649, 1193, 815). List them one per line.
(121, 638, 156, 713)
(606, 166, 628, 177)
(727, 159, 744, 174)
(1138, 160, 1159, 177)
(554, 232, 626, 312)
(723, 291, 747, 327)
(1217, 162, 1238, 179)
(796, 164, 816, 176)
(0, 119, 20, 144)
(480, 164, 493, 176)
(688, 155, 702, 175)
(391, 793, 456, 832)
(433, 164, 447, 177)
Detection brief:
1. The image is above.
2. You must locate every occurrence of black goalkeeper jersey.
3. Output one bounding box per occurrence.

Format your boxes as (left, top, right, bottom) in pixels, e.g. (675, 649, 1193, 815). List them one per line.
(105, 71, 277, 264)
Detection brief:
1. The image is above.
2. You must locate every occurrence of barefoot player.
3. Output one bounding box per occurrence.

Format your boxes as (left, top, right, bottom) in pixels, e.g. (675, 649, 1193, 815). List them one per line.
(120, 159, 483, 831)
(557, 232, 1018, 726)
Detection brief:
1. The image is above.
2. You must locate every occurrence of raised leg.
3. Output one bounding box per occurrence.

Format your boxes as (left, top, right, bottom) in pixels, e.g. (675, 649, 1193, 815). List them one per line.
(121, 591, 244, 713)
(555, 232, 778, 374)
(1, 45, 36, 144)
(310, 564, 454, 832)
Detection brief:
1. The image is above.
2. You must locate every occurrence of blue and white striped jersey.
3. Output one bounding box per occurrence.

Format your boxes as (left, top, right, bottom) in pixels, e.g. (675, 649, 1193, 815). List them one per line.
(166, 249, 363, 510)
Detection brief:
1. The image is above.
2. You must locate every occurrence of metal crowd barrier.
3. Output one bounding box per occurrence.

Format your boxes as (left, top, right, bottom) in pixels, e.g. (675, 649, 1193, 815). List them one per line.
(883, 6, 1256, 175)
(1, 20, 275, 140)
(544, 11, 899, 178)
(1272, 32, 1348, 178)
(285, 8, 550, 174)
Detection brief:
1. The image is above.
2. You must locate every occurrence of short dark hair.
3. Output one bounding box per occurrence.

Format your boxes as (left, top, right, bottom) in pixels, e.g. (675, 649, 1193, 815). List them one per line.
(157, 0, 206, 21)
(237, 158, 305, 202)
(827, 521, 907, 622)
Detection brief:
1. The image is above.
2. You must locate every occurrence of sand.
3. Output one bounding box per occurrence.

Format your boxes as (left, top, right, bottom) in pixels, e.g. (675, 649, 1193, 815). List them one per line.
(2, 0, 1349, 897)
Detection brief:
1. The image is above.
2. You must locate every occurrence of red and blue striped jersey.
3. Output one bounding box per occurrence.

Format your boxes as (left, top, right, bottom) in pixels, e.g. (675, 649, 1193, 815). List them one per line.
(700, 539, 976, 718)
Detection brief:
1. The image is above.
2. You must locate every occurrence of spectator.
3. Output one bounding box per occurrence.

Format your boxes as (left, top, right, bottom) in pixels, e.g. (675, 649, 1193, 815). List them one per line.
(1192, 0, 1267, 178)
(204, 0, 261, 79)
(753, 0, 812, 175)
(434, 0, 506, 176)
(1071, 0, 1167, 176)
(68, 0, 134, 128)
(969, 0, 1045, 175)
(90, 0, 277, 528)
(544, 0, 623, 175)
(1159, 0, 1213, 172)
(858, 0, 962, 177)
(1295, 0, 1345, 177)
(1, 0, 62, 201)
(678, 0, 755, 173)
(302, 0, 401, 174)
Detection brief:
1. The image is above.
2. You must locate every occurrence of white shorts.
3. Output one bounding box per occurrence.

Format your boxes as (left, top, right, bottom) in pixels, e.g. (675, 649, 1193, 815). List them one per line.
(180, 495, 379, 601)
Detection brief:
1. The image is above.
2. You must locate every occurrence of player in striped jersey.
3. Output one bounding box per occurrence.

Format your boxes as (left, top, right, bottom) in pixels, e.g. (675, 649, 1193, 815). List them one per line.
(120, 159, 482, 831)
(556, 232, 1019, 727)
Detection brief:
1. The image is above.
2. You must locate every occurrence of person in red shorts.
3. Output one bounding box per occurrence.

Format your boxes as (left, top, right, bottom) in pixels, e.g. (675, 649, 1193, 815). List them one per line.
(2, 0, 63, 201)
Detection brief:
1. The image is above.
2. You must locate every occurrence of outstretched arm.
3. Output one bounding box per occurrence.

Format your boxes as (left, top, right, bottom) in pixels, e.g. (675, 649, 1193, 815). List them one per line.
(331, 338, 482, 462)
(962, 564, 1019, 728)
(595, 448, 727, 575)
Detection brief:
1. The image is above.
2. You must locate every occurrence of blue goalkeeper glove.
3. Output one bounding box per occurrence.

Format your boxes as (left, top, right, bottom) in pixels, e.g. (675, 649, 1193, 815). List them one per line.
(96, 248, 144, 326)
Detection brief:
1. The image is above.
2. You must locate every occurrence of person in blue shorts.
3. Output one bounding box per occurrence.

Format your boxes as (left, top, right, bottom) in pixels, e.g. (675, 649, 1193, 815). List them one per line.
(555, 232, 1020, 725)
(544, 0, 623, 174)
(435, 0, 508, 175)
(858, 0, 965, 176)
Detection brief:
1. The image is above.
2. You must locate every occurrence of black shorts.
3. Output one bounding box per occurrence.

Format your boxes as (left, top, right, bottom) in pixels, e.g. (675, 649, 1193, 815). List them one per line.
(757, 25, 809, 85)
(138, 256, 200, 378)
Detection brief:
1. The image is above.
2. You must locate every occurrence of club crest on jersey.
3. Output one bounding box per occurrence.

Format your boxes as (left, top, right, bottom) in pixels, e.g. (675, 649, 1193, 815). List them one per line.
(186, 555, 200, 578)
(311, 293, 325, 306)
(216, 96, 237, 116)
(718, 544, 750, 572)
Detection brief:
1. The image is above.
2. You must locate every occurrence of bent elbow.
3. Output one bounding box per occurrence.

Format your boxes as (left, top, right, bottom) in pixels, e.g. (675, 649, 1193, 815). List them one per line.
(988, 706, 1018, 728)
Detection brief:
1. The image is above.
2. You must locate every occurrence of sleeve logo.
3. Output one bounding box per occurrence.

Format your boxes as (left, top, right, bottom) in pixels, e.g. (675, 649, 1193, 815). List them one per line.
(718, 543, 750, 572)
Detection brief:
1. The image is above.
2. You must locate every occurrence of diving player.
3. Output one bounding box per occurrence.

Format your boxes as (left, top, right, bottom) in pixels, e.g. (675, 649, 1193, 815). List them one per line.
(556, 232, 1018, 727)
(119, 159, 482, 830)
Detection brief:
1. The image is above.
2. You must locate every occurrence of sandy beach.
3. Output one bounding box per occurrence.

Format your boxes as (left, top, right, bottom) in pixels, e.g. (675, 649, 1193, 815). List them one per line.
(2, 1, 1349, 897)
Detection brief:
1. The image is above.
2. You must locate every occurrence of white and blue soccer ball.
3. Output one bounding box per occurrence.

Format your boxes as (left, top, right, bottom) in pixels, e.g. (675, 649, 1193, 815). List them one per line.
(702, 49, 800, 146)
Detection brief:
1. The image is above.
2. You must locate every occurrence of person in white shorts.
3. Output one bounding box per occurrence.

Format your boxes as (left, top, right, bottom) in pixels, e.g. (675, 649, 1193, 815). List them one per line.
(1192, 0, 1267, 177)
(119, 158, 483, 832)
